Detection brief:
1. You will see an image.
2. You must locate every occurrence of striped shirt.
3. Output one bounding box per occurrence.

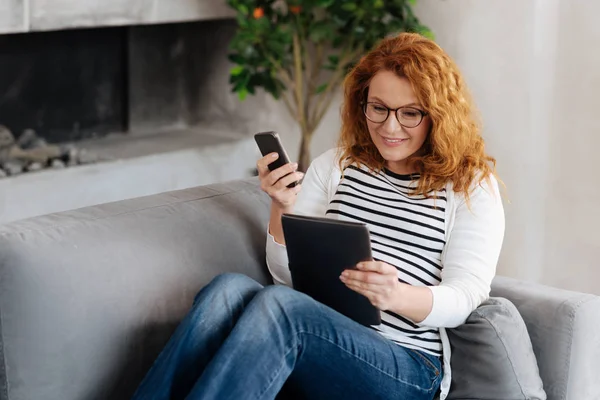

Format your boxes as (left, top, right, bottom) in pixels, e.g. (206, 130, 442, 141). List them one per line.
(325, 164, 445, 357)
(266, 148, 505, 398)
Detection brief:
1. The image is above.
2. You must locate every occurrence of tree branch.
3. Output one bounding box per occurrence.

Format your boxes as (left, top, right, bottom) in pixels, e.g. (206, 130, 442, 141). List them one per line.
(260, 42, 296, 95)
(312, 44, 324, 85)
(312, 84, 339, 129)
(309, 47, 360, 130)
(262, 54, 296, 119)
(280, 91, 296, 120)
(306, 43, 324, 104)
(293, 33, 307, 133)
(297, 18, 311, 108)
(302, 41, 312, 129)
(262, 51, 294, 89)
(291, 14, 311, 132)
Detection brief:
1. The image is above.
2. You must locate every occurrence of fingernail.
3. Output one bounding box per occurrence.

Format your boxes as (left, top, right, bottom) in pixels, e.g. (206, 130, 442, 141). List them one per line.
(356, 263, 362, 269)
(292, 162, 298, 169)
(271, 153, 279, 158)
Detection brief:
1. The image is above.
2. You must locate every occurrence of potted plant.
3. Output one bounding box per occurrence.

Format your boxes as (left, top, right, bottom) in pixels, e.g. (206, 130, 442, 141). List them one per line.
(227, 0, 432, 171)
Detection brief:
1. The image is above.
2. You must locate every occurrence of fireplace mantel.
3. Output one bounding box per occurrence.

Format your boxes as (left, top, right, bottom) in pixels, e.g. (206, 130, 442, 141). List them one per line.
(0, 0, 234, 34)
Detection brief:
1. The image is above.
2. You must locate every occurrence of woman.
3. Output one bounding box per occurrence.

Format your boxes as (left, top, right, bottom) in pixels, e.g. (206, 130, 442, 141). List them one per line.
(133, 33, 505, 400)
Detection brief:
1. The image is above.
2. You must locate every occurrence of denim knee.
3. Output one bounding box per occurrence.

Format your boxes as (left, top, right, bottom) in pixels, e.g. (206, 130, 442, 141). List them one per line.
(251, 285, 310, 317)
(193, 273, 263, 305)
(212, 273, 262, 290)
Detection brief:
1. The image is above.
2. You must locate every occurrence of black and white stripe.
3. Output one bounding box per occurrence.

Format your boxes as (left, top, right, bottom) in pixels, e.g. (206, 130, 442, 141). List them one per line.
(326, 164, 446, 357)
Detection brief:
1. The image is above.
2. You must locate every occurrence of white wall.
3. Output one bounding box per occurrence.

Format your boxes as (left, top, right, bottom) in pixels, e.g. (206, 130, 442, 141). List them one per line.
(413, 0, 600, 294)
(541, 1, 600, 293)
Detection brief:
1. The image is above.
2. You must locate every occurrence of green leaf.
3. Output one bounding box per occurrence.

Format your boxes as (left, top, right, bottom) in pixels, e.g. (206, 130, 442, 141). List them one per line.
(242, 44, 258, 59)
(262, 74, 280, 98)
(265, 37, 287, 55)
(408, 0, 417, 5)
(419, 27, 435, 40)
(354, 26, 366, 36)
(235, 12, 248, 27)
(309, 21, 332, 42)
(332, 35, 344, 48)
(232, 68, 251, 90)
(341, 3, 357, 12)
(228, 53, 245, 64)
(238, 88, 249, 101)
(324, 54, 339, 70)
(238, 4, 249, 15)
(230, 65, 245, 76)
(253, 14, 270, 30)
(316, 0, 335, 6)
(315, 83, 328, 94)
(248, 72, 264, 87)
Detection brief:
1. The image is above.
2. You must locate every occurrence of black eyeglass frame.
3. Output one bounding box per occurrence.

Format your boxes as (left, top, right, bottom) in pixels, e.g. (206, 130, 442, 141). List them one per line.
(362, 101, 429, 128)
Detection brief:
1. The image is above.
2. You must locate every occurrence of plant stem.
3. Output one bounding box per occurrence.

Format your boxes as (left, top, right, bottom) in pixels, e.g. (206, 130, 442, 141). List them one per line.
(297, 126, 314, 172)
(260, 37, 301, 125)
(261, 45, 295, 93)
(293, 14, 313, 130)
(302, 41, 312, 130)
(276, 69, 295, 91)
(312, 87, 339, 129)
(306, 43, 324, 126)
(292, 33, 307, 134)
(310, 48, 360, 129)
(280, 92, 296, 120)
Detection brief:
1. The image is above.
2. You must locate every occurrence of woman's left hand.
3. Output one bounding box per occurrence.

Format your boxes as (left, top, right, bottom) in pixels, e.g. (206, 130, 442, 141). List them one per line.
(340, 261, 402, 311)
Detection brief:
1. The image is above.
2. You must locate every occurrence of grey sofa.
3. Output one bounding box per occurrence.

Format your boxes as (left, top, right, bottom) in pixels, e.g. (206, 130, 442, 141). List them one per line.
(0, 178, 598, 400)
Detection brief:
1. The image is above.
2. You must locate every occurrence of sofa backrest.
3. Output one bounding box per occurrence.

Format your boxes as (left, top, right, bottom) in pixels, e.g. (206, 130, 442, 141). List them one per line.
(0, 178, 272, 400)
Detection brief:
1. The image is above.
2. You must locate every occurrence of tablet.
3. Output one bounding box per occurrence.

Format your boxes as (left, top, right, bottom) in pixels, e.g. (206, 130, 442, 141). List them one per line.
(281, 214, 381, 326)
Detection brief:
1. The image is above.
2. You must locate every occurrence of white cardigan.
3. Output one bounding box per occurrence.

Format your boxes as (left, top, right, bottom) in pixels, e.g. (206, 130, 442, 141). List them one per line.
(265, 148, 505, 398)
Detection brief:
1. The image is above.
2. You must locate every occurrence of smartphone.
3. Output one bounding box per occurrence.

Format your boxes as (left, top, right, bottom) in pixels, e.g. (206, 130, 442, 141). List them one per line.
(254, 131, 298, 188)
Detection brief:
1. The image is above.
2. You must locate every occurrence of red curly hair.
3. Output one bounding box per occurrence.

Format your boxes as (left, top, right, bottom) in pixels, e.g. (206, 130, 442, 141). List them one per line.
(337, 32, 497, 199)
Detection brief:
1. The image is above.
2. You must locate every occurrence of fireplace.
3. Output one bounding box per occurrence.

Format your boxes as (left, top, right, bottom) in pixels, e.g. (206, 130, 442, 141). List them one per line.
(0, 2, 274, 224)
(0, 16, 246, 143)
(0, 27, 127, 143)
(0, 0, 235, 140)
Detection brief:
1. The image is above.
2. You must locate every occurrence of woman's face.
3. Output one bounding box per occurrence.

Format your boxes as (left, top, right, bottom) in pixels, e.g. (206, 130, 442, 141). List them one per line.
(365, 70, 431, 174)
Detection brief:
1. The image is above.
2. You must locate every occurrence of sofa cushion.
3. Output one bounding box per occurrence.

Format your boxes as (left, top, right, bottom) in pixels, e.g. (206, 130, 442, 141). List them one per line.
(447, 297, 546, 400)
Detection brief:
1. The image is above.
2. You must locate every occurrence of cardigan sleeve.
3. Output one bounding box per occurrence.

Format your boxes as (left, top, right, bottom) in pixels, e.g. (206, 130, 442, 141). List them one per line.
(419, 176, 505, 328)
(265, 149, 337, 286)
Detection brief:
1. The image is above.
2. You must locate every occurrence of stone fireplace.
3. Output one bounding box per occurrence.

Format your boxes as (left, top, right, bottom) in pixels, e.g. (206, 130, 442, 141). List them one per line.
(0, 1, 277, 224)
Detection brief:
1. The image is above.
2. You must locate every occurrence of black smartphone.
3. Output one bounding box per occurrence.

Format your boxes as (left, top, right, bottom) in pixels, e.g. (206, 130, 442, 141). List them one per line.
(254, 131, 299, 188)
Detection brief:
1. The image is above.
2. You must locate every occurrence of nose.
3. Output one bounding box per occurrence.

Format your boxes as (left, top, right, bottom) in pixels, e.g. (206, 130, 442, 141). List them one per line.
(382, 112, 402, 135)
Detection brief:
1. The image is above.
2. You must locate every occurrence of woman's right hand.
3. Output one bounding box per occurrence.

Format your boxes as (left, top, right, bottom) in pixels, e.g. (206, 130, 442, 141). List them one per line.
(257, 153, 304, 211)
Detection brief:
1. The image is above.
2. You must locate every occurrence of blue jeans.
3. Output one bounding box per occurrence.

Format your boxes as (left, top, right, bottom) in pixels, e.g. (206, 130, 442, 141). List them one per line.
(132, 273, 442, 400)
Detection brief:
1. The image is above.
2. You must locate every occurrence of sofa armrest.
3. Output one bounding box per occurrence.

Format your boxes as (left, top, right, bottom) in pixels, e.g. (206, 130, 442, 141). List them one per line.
(491, 275, 600, 400)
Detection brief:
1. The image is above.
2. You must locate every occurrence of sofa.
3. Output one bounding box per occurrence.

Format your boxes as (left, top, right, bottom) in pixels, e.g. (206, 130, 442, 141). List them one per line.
(0, 177, 598, 400)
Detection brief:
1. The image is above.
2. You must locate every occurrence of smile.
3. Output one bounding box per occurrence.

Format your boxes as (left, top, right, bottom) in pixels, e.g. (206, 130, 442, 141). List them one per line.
(380, 136, 408, 146)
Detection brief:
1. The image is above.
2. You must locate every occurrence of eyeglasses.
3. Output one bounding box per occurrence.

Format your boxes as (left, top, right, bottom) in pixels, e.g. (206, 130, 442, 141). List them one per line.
(363, 102, 429, 128)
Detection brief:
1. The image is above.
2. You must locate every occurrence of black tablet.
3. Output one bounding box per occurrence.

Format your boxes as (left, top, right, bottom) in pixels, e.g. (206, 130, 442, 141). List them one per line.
(281, 214, 381, 326)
